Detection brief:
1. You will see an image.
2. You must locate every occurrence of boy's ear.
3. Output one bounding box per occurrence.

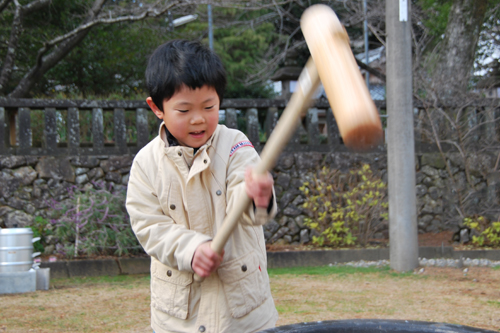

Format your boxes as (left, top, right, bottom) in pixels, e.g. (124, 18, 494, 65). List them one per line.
(146, 97, 164, 120)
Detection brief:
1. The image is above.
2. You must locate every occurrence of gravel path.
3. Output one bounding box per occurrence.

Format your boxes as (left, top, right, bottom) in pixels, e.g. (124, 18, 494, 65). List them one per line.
(332, 258, 500, 268)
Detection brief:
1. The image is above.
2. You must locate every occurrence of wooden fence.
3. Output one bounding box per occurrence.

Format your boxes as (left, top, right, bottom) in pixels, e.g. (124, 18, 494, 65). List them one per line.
(1, 97, 499, 157)
(0, 98, 390, 156)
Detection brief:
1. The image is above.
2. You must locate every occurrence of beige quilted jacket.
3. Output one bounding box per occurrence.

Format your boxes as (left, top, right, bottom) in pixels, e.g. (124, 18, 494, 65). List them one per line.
(126, 124, 278, 333)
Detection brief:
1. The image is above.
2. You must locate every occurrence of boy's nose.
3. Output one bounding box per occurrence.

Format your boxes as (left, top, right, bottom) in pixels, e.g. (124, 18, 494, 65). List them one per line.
(191, 114, 205, 124)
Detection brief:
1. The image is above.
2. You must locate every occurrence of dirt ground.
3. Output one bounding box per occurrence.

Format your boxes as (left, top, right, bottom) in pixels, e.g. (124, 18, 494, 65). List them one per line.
(1, 265, 499, 333)
(271, 267, 500, 331)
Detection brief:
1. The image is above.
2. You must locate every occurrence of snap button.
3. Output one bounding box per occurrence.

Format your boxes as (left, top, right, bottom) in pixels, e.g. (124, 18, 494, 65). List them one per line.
(170, 204, 176, 210)
(198, 326, 206, 332)
(167, 270, 172, 277)
(178, 151, 182, 156)
(216, 190, 222, 196)
(241, 264, 247, 272)
(203, 159, 207, 164)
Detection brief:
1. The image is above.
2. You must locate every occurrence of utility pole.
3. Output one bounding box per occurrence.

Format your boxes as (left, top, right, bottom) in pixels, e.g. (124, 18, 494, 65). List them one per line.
(386, 0, 418, 272)
(208, 3, 214, 50)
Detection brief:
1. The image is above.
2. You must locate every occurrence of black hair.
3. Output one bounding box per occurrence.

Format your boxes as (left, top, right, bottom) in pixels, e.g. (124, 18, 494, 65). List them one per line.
(145, 39, 226, 111)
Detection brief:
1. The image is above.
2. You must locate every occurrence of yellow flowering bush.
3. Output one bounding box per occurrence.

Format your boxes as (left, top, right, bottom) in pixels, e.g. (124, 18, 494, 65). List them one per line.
(463, 216, 500, 247)
(300, 164, 388, 247)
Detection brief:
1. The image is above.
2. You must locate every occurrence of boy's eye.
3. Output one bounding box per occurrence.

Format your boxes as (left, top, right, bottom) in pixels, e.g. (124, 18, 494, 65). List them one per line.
(205, 105, 215, 110)
(176, 109, 189, 113)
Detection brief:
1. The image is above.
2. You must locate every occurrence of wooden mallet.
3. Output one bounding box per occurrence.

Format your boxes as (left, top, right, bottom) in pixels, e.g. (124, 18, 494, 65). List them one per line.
(193, 4, 382, 282)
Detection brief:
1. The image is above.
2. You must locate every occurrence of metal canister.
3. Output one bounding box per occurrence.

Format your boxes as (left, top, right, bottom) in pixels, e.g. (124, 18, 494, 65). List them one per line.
(0, 228, 41, 273)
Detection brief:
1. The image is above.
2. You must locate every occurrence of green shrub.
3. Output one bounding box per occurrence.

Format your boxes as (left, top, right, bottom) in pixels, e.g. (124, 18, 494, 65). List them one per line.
(300, 164, 388, 247)
(463, 216, 500, 247)
(30, 216, 53, 253)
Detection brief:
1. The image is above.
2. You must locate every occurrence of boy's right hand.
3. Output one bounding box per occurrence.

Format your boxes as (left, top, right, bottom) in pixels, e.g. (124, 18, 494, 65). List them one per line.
(192, 241, 224, 278)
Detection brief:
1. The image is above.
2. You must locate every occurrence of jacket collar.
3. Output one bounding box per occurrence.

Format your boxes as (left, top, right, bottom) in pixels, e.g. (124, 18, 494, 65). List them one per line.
(158, 122, 218, 152)
(158, 123, 219, 176)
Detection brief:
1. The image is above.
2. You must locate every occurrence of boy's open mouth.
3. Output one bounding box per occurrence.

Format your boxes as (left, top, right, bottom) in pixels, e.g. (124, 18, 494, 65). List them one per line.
(190, 131, 205, 136)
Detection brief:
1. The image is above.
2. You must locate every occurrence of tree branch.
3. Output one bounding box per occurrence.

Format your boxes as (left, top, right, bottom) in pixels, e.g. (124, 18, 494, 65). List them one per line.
(355, 58, 386, 82)
(0, 0, 12, 14)
(9, 0, 186, 97)
(22, 0, 51, 15)
(39, 2, 181, 52)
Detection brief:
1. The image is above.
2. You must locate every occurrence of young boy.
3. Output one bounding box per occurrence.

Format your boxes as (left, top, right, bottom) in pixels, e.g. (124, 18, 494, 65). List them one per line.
(126, 40, 279, 333)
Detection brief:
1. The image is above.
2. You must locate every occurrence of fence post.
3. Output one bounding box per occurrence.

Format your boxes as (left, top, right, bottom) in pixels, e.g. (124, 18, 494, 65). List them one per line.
(68, 107, 80, 154)
(9, 110, 16, 147)
(467, 107, 479, 143)
(44, 108, 57, 153)
(326, 107, 341, 149)
(246, 108, 260, 147)
(484, 106, 496, 143)
(114, 108, 127, 154)
(92, 108, 104, 152)
(18, 108, 31, 154)
(0, 107, 5, 154)
(225, 108, 238, 129)
(307, 108, 321, 145)
(136, 108, 149, 148)
(264, 107, 278, 141)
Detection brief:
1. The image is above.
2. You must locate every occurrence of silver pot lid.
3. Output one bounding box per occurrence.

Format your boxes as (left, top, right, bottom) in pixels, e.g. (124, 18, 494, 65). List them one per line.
(0, 228, 33, 235)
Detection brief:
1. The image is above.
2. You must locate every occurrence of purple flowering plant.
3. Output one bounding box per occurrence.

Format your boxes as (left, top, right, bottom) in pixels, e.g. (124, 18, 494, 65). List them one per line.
(46, 180, 143, 258)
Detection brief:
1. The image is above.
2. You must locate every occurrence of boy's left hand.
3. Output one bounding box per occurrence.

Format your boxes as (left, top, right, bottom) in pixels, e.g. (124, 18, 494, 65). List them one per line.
(245, 167, 273, 208)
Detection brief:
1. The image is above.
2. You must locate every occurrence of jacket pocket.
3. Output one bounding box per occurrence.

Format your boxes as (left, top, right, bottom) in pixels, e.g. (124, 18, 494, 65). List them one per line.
(151, 260, 192, 320)
(217, 251, 268, 318)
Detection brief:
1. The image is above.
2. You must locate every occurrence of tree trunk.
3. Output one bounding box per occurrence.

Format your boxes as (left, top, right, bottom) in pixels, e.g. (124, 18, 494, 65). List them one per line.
(432, 0, 488, 99)
(0, 2, 22, 95)
(0, 0, 51, 95)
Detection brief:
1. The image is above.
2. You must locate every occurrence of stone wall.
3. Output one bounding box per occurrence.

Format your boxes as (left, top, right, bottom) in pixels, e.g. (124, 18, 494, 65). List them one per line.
(0, 155, 132, 230)
(1, 151, 498, 251)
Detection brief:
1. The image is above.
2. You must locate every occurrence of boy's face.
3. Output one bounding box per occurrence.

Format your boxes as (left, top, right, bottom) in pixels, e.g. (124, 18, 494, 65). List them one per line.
(147, 85, 220, 148)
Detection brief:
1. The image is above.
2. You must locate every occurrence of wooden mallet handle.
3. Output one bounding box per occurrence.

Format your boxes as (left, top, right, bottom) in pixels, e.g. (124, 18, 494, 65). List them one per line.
(301, 4, 383, 150)
(193, 59, 320, 283)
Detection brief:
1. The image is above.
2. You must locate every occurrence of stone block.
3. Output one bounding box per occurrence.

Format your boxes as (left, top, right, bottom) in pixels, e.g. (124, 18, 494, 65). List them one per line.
(415, 184, 427, 197)
(100, 156, 134, 173)
(36, 157, 75, 183)
(421, 165, 439, 178)
(5, 210, 33, 228)
(70, 156, 100, 168)
(36, 268, 50, 290)
(421, 153, 446, 169)
(299, 229, 310, 244)
(0, 270, 36, 294)
(12, 166, 37, 185)
(118, 257, 150, 275)
(0, 156, 26, 169)
(277, 154, 295, 170)
(283, 205, 302, 217)
(276, 173, 291, 189)
(66, 259, 120, 277)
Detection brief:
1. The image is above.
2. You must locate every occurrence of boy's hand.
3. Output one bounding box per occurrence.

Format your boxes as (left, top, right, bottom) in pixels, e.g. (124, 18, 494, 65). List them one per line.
(245, 167, 274, 208)
(192, 241, 224, 278)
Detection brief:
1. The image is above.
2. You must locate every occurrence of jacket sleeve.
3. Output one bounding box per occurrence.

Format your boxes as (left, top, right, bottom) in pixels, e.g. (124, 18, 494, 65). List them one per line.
(225, 137, 277, 226)
(126, 158, 211, 272)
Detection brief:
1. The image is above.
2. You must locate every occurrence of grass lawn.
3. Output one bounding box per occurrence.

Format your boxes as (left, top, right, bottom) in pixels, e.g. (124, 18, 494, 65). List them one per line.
(0, 265, 499, 332)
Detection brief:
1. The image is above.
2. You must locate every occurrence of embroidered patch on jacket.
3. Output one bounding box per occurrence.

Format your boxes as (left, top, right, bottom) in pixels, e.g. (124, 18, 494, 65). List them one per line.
(230, 141, 254, 156)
